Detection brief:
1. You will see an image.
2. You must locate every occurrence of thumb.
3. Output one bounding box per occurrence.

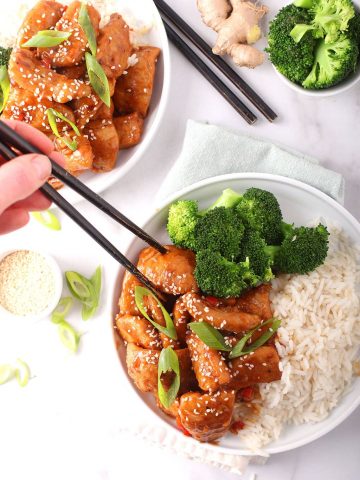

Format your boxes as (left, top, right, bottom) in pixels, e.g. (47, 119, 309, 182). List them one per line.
(0, 154, 51, 214)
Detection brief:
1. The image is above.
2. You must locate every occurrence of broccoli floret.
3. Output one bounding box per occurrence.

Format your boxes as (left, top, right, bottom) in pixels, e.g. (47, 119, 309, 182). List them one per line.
(239, 229, 274, 283)
(265, 223, 329, 274)
(205, 188, 242, 211)
(236, 188, 283, 245)
(195, 250, 249, 297)
(0, 47, 12, 68)
(347, 12, 360, 43)
(194, 207, 245, 261)
(291, 0, 355, 44)
(167, 200, 199, 250)
(303, 35, 358, 89)
(266, 5, 317, 84)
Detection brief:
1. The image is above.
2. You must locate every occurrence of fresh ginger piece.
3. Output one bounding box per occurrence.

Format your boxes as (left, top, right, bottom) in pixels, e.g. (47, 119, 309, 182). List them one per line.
(197, 0, 232, 30)
(197, 0, 268, 68)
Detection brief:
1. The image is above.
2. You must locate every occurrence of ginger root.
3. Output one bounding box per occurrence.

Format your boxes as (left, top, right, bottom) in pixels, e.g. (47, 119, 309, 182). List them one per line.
(197, 0, 268, 68)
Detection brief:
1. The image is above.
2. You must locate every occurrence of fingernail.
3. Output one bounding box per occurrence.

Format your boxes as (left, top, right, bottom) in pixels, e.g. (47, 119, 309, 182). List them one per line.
(30, 155, 51, 180)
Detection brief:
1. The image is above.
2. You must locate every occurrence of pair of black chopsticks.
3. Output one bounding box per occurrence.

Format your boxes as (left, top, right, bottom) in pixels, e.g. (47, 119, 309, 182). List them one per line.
(0, 120, 164, 295)
(154, 0, 277, 125)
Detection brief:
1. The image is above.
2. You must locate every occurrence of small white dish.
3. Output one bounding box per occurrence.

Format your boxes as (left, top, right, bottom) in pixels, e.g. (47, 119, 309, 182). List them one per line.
(109, 173, 360, 456)
(0, 249, 63, 323)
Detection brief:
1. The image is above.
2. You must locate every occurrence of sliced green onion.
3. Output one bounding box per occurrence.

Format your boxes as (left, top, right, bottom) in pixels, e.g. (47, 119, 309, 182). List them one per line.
(158, 347, 180, 408)
(229, 318, 281, 359)
(188, 322, 231, 351)
(22, 30, 72, 48)
(66, 271, 92, 302)
(58, 320, 80, 353)
(81, 266, 101, 320)
(0, 364, 15, 385)
(15, 359, 30, 387)
(32, 210, 61, 230)
(46, 108, 80, 152)
(79, 3, 97, 56)
(0, 65, 10, 113)
(135, 286, 177, 340)
(51, 297, 74, 324)
(85, 52, 110, 107)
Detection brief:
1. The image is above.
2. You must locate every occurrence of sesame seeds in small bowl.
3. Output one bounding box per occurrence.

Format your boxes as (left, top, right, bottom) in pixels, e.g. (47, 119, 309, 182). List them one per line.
(0, 249, 63, 323)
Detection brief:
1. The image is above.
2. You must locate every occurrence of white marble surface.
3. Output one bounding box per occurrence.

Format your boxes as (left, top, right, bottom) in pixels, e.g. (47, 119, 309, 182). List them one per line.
(1, 0, 360, 479)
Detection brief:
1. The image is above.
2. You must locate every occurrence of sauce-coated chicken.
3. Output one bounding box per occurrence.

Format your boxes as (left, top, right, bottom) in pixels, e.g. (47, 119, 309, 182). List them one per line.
(9, 48, 91, 103)
(84, 119, 120, 172)
(178, 390, 235, 442)
(137, 246, 199, 295)
(182, 292, 261, 333)
(115, 314, 162, 350)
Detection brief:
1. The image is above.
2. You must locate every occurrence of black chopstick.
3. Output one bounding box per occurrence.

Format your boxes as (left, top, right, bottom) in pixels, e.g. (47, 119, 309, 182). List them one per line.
(0, 139, 160, 296)
(163, 20, 257, 125)
(154, 0, 277, 122)
(0, 121, 167, 255)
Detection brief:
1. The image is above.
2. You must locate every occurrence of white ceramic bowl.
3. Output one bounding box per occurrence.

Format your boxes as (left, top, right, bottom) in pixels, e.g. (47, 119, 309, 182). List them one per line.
(0, 249, 63, 323)
(59, 0, 171, 204)
(269, 0, 360, 97)
(110, 173, 360, 455)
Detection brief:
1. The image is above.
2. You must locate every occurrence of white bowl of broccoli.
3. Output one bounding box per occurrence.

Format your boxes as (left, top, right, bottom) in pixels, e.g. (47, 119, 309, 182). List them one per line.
(267, 0, 360, 96)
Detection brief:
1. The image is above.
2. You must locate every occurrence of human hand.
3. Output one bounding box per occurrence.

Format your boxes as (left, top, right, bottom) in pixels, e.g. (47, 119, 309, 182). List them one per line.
(0, 120, 65, 234)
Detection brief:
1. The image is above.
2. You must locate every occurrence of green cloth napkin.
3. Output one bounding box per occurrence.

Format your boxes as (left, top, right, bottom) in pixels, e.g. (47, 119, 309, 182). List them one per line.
(156, 120, 345, 204)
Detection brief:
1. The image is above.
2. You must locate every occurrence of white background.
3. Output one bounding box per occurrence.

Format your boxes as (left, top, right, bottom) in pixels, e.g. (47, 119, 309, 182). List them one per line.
(0, 0, 360, 479)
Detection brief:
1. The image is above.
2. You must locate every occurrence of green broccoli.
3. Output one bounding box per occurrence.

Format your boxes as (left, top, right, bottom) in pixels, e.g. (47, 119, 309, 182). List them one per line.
(0, 47, 12, 68)
(194, 250, 250, 298)
(239, 229, 274, 284)
(167, 200, 198, 250)
(236, 188, 283, 245)
(347, 12, 360, 43)
(302, 34, 358, 88)
(266, 4, 317, 84)
(194, 207, 245, 261)
(205, 188, 242, 211)
(265, 223, 329, 274)
(291, 0, 355, 44)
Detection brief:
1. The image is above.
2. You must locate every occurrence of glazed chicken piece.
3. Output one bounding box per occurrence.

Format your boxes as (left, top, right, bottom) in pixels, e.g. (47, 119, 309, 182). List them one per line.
(93, 100, 115, 121)
(182, 293, 261, 333)
(53, 134, 93, 173)
(118, 271, 142, 316)
(172, 297, 191, 347)
(9, 49, 91, 103)
(155, 395, 180, 418)
(235, 284, 273, 320)
(113, 113, 144, 149)
(115, 314, 162, 350)
(17, 0, 65, 45)
(113, 46, 160, 117)
(41, 1, 101, 68)
(2, 87, 75, 133)
(187, 331, 231, 392)
(178, 390, 235, 442)
(228, 346, 281, 390)
(126, 343, 196, 393)
(84, 119, 120, 172)
(137, 246, 198, 296)
(57, 64, 87, 80)
(96, 13, 131, 78)
(71, 94, 103, 129)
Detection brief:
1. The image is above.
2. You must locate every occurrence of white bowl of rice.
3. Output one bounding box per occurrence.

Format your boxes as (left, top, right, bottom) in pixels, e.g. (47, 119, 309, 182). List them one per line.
(0, 0, 171, 203)
(110, 173, 360, 455)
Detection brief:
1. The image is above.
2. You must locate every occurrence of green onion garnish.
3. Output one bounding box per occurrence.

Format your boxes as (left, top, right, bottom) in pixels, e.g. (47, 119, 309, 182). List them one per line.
(65, 267, 102, 321)
(188, 321, 231, 351)
(14, 359, 30, 387)
(58, 320, 81, 353)
(229, 318, 281, 359)
(0, 65, 10, 113)
(0, 364, 15, 385)
(32, 210, 61, 230)
(134, 286, 177, 340)
(85, 52, 110, 107)
(79, 3, 97, 56)
(22, 30, 72, 48)
(158, 347, 180, 408)
(46, 108, 80, 152)
(51, 297, 74, 324)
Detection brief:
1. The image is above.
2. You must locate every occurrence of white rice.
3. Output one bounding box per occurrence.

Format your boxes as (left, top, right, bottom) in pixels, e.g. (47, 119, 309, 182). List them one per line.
(237, 224, 360, 450)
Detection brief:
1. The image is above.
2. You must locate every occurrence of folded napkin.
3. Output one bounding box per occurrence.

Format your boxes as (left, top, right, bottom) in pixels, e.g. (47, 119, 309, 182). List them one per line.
(156, 120, 345, 205)
(128, 120, 344, 475)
